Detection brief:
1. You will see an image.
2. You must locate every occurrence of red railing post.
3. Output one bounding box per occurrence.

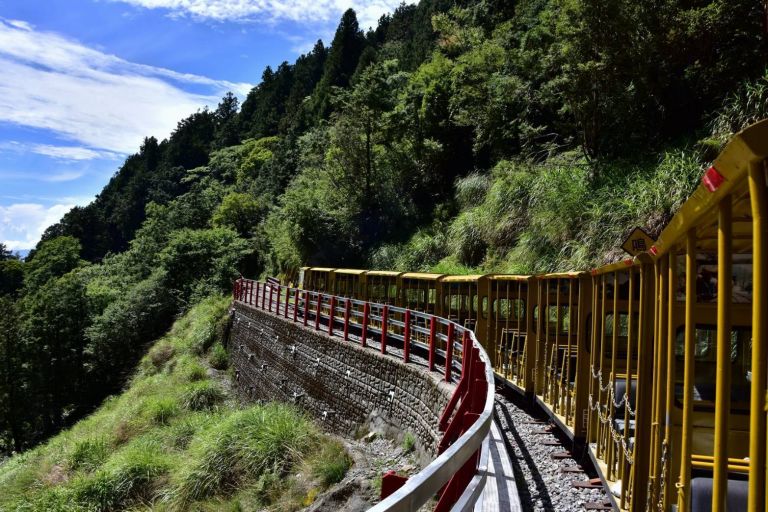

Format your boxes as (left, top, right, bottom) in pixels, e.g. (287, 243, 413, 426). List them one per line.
(293, 289, 299, 323)
(233, 280, 238, 300)
(254, 282, 260, 307)
(343, 299, 351, 341)
(261, 281, 267, 310)
(303, 291, 309, 326)
(276, 285, 282, 315)
(361, 302, 370, 348)
(381, 305, 389, 354)
(268, 284, 274, 313)
(429, 316, 437, 371)
(284, 287, 289, 319)
(315, 293, 322, 331)
(445, 322, 455, 382)
(403, 310, 411, 363)
(249, 280, 253, 305)
(328, 296, 336, 336)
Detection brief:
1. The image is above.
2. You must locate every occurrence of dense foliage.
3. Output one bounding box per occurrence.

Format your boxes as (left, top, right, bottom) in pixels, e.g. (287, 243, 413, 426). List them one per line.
(2, 0, 767, 455)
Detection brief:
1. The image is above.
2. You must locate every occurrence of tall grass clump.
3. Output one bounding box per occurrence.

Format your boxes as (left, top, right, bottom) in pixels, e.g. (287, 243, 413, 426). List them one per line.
(310, 440, 353, 487)
(182, 381, 225, 411)
(172, 403, 318, 505)
(67, 438, 109, 472)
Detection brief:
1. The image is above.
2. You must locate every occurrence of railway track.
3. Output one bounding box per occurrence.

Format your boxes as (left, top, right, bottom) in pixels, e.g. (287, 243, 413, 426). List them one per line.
(492, 388, 611, 512)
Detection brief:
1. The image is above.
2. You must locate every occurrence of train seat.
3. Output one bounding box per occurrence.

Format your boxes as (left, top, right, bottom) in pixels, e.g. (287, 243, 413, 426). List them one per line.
(690, 477, 748, 512)
(612, 378, 637, 435)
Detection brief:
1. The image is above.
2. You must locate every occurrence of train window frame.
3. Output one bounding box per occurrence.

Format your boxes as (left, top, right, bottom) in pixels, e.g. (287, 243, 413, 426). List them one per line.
(673, 324, 753, 412)
(491, 298, 526, 322)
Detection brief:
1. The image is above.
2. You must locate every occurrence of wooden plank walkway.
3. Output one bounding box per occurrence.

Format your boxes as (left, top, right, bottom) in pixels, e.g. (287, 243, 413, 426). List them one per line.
(475, 419, 523, 512)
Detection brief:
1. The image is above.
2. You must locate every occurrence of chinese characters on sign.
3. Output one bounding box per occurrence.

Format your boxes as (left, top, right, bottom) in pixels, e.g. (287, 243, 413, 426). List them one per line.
(621, 228, 656, 257)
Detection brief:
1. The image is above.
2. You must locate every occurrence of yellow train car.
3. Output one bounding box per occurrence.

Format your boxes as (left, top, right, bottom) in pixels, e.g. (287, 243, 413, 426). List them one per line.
(298, 267, 336, 292)
(438, 274, 488, 346)
(486, 274, 535, 393)
(531, 273, 592, 443)
(332, 269, 367, 297)
(398, 272, 443, 313)
(365, 270, 402, 304)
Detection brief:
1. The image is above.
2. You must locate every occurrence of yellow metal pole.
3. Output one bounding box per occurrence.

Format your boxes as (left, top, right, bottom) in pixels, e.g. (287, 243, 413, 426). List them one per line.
(598, 274, 608, 457)
(663, 251, 677, 512)
(650, 257, 668, 506)
(677, 230, 697, 512)
(621, 268, 635, 508)
(712, 196, 733, 512)
(589, 275, 600, 442)
(608, 271, 619, 479)
(748, 160, 768, 512)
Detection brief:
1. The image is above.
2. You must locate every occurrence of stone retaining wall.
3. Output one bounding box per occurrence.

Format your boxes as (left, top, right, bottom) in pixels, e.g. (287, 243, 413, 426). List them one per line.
(229, 302, 454, 458)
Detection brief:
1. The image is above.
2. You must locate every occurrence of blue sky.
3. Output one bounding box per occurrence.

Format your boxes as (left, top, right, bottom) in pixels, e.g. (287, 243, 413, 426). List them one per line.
(0, 0, 407, 251)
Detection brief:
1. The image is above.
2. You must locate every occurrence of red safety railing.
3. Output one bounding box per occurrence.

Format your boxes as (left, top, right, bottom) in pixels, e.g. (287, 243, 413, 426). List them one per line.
(233, 278, 495, 512)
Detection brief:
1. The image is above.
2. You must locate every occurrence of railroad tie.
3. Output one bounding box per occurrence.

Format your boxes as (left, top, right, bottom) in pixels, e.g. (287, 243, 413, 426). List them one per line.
(571, 478, 603, 489)
(584, 501, 613, 510)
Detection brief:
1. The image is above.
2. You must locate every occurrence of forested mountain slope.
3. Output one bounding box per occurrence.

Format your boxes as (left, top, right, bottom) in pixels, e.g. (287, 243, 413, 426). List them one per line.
(1, 0, 767, 456)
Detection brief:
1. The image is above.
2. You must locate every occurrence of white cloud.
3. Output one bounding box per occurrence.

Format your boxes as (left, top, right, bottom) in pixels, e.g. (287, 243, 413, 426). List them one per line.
(0, 141, 119, 161)
(0, 203, 76, 250)
(0, 18, 253, 155)
(111, 0, 410, 31)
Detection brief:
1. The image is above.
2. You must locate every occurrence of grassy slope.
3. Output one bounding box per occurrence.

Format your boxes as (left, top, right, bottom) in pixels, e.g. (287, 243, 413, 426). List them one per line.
(0, 296, 351, 512)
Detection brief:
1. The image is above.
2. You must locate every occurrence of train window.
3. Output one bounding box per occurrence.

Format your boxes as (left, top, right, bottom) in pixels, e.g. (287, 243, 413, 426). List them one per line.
(482, 296, 488, 318)
(545, 306, 570, 335)
(532, 305, 538, 333)
(369, 284, 387, 301)
(674, 325, 753, 410)
(404, 288, 425, 305)
(603, 312, 639, 355)
(493, 299, 525, 320)
(675, 253, 753, 303)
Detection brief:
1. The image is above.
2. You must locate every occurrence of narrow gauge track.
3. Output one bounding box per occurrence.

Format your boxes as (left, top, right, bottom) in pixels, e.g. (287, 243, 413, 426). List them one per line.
(494, 386, 609, 512)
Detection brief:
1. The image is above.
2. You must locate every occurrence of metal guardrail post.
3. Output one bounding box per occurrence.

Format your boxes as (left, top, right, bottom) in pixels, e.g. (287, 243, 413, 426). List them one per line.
(362, 302, 369, 348)
(344, 299, 351, 341)
(381, 305, 389, 354)
(404, 309, 411, 363)
(429, 316, 436, 371)
(329, 296, 336, 336)
(445, 323, 455, 383)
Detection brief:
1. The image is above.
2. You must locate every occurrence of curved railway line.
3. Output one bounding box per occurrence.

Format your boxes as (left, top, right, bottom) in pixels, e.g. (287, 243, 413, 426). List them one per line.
(236, 119, 768, 512)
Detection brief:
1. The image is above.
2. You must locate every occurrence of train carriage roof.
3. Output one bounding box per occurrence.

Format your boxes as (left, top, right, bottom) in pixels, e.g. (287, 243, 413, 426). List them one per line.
(401, 272, 445, 280)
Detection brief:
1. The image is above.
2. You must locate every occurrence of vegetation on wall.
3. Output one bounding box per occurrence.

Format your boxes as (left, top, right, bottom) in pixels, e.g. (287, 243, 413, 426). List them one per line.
(1, 0, 767, 455)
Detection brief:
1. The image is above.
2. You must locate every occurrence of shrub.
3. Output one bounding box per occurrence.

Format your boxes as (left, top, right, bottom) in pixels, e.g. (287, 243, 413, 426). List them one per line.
(182, 382, 225, 411)
(209, 343, 228, 370)
(144, 397, 179, 425)
(70, 440, 169, 510)
(310, 440, 352, 487)
(402, 433, 416, 453)
(172, 404, 317, 505)
(68, 438, 109, 472)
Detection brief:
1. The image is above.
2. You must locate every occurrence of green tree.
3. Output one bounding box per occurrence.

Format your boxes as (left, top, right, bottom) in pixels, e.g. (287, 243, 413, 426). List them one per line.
(212, 193, 265, 237)
(24, 236, 83, 291)
(0, 297, 23, 452)
(313, 9, 367, 118)
(20, 272, 90, 435)
(0, 260, 24, 298)
(213, 92, 240, 149)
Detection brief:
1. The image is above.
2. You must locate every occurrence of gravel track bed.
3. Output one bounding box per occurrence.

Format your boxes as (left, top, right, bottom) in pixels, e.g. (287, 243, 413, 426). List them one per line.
(494, 392, 607, 511)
